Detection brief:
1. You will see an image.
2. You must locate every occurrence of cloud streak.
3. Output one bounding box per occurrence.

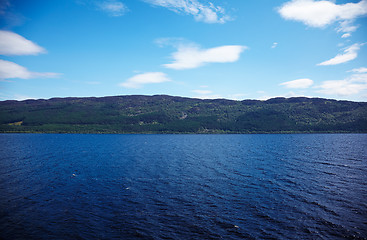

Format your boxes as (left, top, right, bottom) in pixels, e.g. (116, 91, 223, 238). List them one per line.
(0, 30, 46, 56)
(120, 72, 171, 88)
(191, 89, 212, 95)
(316, 72, 367, 96)
(349, 67, 367, 73)
(0, 59, 60, 80)
(164, 44, 247, 70)
(0, 0, 10, 15)
(97, 0, 128, 17)
(317, 43, 364, 66)
(280, 78, 314, 88)
(144, 0, 231, 23)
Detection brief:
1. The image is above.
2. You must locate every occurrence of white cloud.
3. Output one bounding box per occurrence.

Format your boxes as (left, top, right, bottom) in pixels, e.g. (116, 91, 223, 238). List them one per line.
(349, 73, 367, 83)
(258, 91, 312, 101)
(0, 30, 46, 56)
(278, 0, 367, 34)
(317, 43, 364, 66)
(341, 33, 351, 38)
(271, 42, 278, 49)
(317, 80, 367, 95)
(120, 72, 171, 88)
(144, 0, 231, 23)
(337, 20, 358, 33)
(349, 67, 367, 73)
(316, 72, 367, 96)
(164, 44, 247, 70)
(191, 88, 222, 99)
(13, 94, 36, 101)
(0, 59, 60, 79)
(192, 94, 222, 99)
(191, 89, 212, 94)
(192, 91, 246, 100)
(97, 0, 127, 17)
(280, 78, 314, 88)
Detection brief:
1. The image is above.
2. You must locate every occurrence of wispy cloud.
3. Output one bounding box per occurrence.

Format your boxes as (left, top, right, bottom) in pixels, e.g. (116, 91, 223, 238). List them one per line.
(316, 72, 367, 96)
(155, 37, 188, 48)
(336, 20, 358, 35)
(144, 0, 231, 23)
(192, 94, 222, 99)
(317, 43, 364, 66)
(120, 72, 171, 88)
(271, 42, 278, 49)
(317, 80, 367, 96)
(0, 0, 10, 15)
(191, 89, 246, 100)
(280, 78, 314, 88)
(341, 33, 351, 38)
(0, 30, 46, 56)
(0, 59, 60, 80)
(191, 89, 212, 95)
(257, 91, 306, 101)
(349, 67, 367, 73)
(13, 94, 36, 101)
(97, 0, 128, 17)
(278, 0, 367, 36)
(0, 1, 25, 28)
(163, 43, 247, 70)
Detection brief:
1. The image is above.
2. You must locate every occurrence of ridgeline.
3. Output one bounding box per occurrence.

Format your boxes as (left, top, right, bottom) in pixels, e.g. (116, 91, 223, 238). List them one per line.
(1, 95, 366, 134)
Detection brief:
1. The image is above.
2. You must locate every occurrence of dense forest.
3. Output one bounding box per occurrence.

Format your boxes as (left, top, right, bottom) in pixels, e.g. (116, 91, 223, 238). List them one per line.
(0, 95, 366, 133)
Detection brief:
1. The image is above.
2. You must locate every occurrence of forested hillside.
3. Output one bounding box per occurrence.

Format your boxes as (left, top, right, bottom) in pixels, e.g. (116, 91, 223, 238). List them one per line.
(1, 95, 366, 133)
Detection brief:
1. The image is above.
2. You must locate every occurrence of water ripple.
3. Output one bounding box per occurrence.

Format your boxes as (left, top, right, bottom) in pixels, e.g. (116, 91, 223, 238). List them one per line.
(0, 133, 366, 239)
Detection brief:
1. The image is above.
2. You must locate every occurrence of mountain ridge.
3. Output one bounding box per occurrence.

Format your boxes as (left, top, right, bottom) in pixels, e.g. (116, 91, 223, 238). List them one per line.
(1, 95, 366, 133)
(2, 94, 365, 104)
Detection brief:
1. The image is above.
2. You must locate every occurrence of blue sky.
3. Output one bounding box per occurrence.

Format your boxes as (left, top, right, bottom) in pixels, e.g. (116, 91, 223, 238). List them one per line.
(0, 0, 367, 101)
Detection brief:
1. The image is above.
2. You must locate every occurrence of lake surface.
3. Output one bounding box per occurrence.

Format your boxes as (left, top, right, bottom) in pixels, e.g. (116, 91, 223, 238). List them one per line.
(0, 134, 366, 239)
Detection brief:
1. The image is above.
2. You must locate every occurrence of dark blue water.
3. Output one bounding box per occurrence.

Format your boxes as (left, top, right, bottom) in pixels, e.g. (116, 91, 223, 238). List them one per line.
(0, 134, 366, 239)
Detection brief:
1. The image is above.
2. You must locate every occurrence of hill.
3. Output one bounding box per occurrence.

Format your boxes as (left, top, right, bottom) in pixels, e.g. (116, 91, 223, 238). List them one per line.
(1, 95, 366, 133)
